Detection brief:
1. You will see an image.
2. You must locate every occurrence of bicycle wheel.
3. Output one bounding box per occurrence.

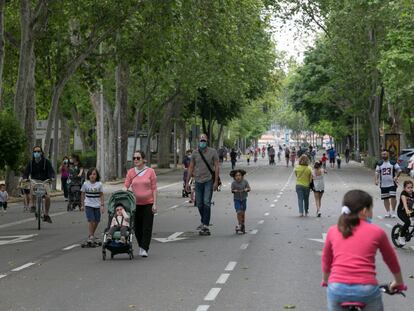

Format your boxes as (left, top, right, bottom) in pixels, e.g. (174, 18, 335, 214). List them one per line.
(37, 196, 41, 230)
(391, 224, 403, 248)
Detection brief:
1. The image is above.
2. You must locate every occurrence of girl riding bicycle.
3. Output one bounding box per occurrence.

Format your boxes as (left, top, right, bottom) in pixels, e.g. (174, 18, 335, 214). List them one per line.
(322, 190, 404, 311)
(397, 180, 414, 246)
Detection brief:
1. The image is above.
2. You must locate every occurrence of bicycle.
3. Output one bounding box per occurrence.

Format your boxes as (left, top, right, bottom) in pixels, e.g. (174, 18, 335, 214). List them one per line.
(322, 283, 406, 310)
(32, 180, 51, 230)
(391, 218, 414, 248)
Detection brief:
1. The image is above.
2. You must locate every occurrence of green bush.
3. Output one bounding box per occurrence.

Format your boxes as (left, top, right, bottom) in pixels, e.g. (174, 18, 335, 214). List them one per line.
(364, 156, 378, 169)
(79, 151, 96, 168)
(0, 112, 27, 170)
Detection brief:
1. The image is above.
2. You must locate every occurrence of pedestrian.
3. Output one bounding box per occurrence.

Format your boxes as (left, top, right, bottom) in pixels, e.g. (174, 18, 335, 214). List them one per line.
(345, 145, 350, 163)
(182, 149, 192, 197)
(396, 180, 414, 246)
(22, 146, 55, 222)
(321, 153, 328, 169)
(59, 156, 70, 201)
(18, 175, 31, 212)
(0, 183, 8, 214)
(69, 154, 84, 181)
(312, 161, 326, 217)
(290, 147, 297, 167)
(106, 203, 130, 244)
(230, 169, 251, 234)
(374, 150, 401, 218)
(284, 145, 290, 167)
(186, 134, 220, 235)
(246, 152, 251, 165)
(124, 150, 158, 257)
(268, 145, 276, 165)
(322, 190, 404, 311)
(336, 153, 342, 169)
(81, 167, 104, 244)
(295, 155, 312, 216)
(230, 148, 237, 170)
(328, 147, 336, 168)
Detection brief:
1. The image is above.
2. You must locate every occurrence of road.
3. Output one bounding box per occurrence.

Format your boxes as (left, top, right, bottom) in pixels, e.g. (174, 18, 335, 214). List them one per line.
(0, 157, 413, 311)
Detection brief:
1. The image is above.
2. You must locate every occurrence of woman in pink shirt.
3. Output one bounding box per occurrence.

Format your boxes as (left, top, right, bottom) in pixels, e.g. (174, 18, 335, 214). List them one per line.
(322, 190, 404, 311)
(124, 150, 157, 258)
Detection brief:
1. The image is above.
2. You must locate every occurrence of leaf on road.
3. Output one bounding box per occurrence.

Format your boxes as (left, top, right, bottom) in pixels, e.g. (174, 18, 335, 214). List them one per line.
(284, 305, 296, 309)
(128, 305, 136, 309)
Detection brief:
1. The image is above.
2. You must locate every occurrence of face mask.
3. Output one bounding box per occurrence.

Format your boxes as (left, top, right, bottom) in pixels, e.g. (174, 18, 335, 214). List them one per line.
(64, 160, 68, 164)
(199, 141, 207, 149)
(366, 217, 373, 224)
(33, 152, 41, 159)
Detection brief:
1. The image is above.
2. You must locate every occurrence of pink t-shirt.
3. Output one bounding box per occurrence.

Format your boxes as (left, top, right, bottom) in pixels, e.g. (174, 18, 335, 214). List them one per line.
(124, 167, 157, 205)
(322, 220, 400, 285)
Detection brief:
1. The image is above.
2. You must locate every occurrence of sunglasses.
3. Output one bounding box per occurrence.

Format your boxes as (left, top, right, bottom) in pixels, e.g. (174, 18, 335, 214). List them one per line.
(133, 156, 142, 160)
(116, 208, 123, 211)
(33, 150, 41, 153)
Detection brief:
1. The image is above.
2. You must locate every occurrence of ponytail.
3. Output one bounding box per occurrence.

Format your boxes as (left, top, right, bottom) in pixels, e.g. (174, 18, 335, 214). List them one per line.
(337, 190, 373, 239)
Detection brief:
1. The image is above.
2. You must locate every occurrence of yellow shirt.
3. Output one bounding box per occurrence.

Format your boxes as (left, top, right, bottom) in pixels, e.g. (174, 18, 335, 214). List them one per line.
(295, 165, 312, 187)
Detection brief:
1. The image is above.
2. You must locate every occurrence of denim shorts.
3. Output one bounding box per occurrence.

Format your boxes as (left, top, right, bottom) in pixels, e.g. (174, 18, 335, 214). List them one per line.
(327, 283, 382, 311)
(234, 200, 247, 212)
(85, 206, 101, 222)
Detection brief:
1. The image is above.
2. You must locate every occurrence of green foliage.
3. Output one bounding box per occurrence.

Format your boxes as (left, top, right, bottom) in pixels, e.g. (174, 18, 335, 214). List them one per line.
(0, 112, 27, 170)
(79, 150, 97, 169)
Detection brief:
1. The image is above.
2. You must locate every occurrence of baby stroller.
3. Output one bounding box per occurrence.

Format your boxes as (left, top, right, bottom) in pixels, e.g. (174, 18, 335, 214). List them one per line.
(102, 191, 136, 260)
(67, 176, 82, 211)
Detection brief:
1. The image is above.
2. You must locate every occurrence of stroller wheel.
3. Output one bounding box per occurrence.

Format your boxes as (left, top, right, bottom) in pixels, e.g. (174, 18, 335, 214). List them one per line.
(102, 251, 106, 260)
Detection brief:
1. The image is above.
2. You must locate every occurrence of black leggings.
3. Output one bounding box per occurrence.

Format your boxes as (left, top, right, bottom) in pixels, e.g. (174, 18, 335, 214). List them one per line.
(135, 204, 154, 251)
(397, 208, 411, 237)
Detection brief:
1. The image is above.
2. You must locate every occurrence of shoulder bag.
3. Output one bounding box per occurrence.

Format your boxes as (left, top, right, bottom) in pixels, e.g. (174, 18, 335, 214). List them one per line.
(198, 149, 222, 188)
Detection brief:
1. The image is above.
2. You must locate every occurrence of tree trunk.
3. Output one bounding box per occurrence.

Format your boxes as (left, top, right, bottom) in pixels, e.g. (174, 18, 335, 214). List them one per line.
(90, 91, 105, 179)
(387, 102, 406, 149)
(216, 123, 224, 149)
(59, 114, 70, 158)
(407, 109, 414, 147)
(179, 120, 186, 164)
(0, 0, 5, 109)
(71, 106, 87, 152)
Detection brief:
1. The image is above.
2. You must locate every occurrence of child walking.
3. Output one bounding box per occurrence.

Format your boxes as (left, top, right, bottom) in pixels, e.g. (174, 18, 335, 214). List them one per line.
(336, 153, 342, 169)
(81, 168, 105, 243)
(321, 153, 328, 169)
(230, 169, 251, 234)
(397, 180, 414, 246)
(0, 184, 8, 214)
(107, 203, 130, 244)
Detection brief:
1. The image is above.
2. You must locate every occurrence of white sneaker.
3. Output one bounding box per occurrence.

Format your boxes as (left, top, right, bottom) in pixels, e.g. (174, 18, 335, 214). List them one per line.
(398, 236, 406, 246)
(138, 247, 144, 256)
(140, 249, 148, 257)
(391, 212, 397, 218)
(384, 213, 391, 218)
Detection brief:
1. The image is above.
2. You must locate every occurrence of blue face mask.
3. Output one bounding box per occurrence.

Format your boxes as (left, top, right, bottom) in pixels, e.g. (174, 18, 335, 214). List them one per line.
(366, 217, 373, 224)
(199, 141, 207, 149)
(33, 152, 41, 159)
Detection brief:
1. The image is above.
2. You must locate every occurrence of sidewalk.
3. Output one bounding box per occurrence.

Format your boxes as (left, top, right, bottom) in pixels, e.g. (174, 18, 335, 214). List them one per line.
(5, 166, 179, 204)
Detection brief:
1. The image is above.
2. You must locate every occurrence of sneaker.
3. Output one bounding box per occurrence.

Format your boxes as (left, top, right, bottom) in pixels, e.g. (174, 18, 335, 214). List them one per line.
(384, 213, 391, 218)
(391, 212, 397, 219)
(398, 236, 406, 246)
(317, 212, 321, 218)
(30, 206, 36, 213)
(87, 236, 94, 243)
(140, 249, 148, 257)
(106, 235, 112, 241)
(43, 215, 52, 223)
(299, 213, 304, 217)
(235, 225, 241, 232)
(196, 224, 203, 230)
(241, 224, 245, 234)
(120, 236, 126, 244)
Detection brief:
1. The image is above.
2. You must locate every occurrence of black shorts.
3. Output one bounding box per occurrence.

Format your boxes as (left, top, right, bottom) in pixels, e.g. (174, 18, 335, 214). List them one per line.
(380, 186, 397, 199)
(329, 158, 335, 163)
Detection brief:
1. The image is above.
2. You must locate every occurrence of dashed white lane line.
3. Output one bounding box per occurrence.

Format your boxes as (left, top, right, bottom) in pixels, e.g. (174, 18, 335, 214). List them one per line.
(216, 273, 230, 284)
(195, 305, 210, 311)
(240, 243, 249, 250)
(258, 220, 264, 224)
(204, 288, 221, 301)
(224, 261, 237, 271)
(0, 211, 68, 229)
(385, 224, 393, 229)
(273, 199, 278, 202)
(62, 244, 80, 251)
(377, 216, 383, 220)
(0, 274, 7, 279)
(168, 204, 179, 210)
(410, 246, 414, 251)
(270, 204, 275, 207)
(264, 212, 270, 216)
(11, 262, 35, 272)
(277, 195, 281, 199)
(250, 229, 258, 235)
(157, 182, 182, 190)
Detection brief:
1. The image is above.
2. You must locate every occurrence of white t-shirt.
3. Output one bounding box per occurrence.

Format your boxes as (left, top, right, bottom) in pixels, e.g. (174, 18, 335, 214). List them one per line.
(375, 161, 401, 188)
(81, 181, 103, 208)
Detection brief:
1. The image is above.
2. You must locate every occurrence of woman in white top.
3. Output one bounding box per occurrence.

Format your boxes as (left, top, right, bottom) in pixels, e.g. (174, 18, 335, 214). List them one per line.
(312, 161, 326, 217)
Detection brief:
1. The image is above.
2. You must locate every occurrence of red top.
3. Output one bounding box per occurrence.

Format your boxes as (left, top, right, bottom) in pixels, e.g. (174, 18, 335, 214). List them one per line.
(322, 220, 401, 285)
(321, 155, 328, 163)
(124, 167, 157, 205)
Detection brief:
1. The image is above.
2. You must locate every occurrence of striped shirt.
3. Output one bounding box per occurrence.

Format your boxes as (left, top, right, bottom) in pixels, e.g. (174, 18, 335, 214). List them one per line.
(81, 181, 103, 208)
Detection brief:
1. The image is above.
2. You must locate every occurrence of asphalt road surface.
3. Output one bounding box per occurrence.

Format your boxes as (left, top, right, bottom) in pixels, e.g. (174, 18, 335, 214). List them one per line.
(1, 157, 413, 311)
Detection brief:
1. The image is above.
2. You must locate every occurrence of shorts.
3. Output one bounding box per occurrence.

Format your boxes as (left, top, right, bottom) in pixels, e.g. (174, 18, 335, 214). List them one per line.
(85, 206, 101, 222)
(329, 158, 335, 164)
(380, 186, 397, 199)
(234, 200, 247, 212)
(0, 202, 7, 209)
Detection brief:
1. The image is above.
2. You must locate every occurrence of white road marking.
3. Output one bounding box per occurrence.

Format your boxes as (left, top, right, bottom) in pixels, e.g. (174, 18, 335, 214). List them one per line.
(153, 232, 186, 243)
(0, 212, 67, 229)
(273, 199, 278, 202)
(308, 233, 327, 243)
(0, 234, 37, 246)
(0, 274, 7, 279)
(168, 204, 179, 210)
(270, 204, 275, 207)
(11, 262, 35, 272)
(216, 273, 230, 284)
(258, 220, 264, 224)
(157, 182, 181, 190)
(62, 244, 80, 251)
(264, 212, 270, 216)
(225, 261, 237, 271)
(385, 224, 393, 229)
(377, 216, 383, 220)
(204, 288, 221, 301)
(250, 229, 258, 235)
(240, 243, 249, 250)
(277, 195, 281, 198)
(195, 306, 210, 311)
(410, 246, 414, 251)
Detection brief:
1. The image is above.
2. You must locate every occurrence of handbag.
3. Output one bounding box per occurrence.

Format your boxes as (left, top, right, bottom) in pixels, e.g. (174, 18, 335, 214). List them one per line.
(198, 149, 222, 188)
(309, 179, 315, 191)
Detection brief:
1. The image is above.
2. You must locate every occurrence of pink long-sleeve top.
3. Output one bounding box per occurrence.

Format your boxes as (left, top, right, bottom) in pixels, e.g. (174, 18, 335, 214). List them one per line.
(124, 167, 157, 205)
(322, 220, 401, 285)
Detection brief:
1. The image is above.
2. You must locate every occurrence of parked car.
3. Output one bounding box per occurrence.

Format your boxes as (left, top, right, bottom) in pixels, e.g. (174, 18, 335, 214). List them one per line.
(398, 150, 414, 173)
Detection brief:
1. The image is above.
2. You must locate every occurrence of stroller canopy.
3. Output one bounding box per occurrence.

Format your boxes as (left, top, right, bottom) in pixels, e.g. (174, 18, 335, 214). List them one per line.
(107, 191, 136, 217)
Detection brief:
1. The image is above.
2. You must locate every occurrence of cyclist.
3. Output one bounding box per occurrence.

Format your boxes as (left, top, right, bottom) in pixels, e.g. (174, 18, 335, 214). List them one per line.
(322, 190, 404, 311)
(396, 180, 414, 246)
(22, 146, 55, 223)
